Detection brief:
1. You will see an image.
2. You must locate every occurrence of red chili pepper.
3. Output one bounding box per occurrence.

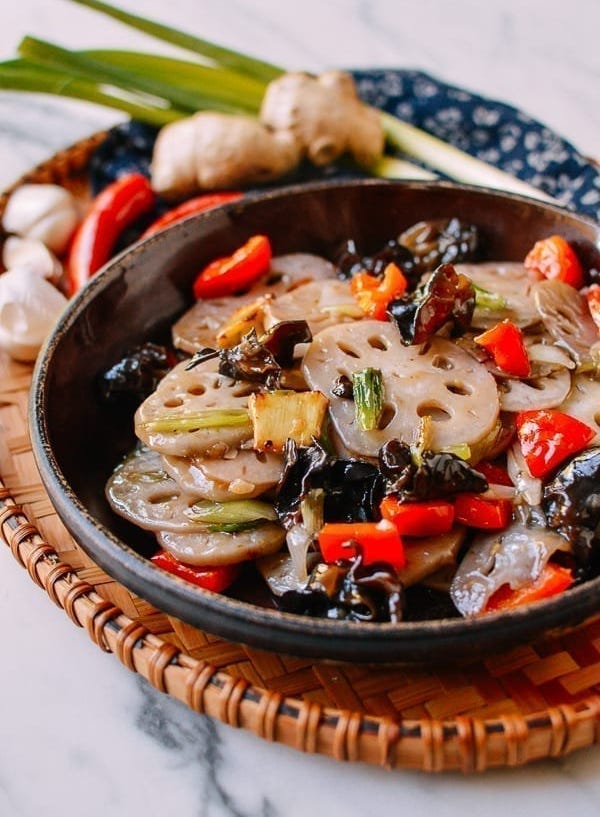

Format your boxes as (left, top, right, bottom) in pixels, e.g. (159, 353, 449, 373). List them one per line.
(485, 563, 574, 613)
(318, 520, 405, 569)
(67, 172, 155, 295)
(586, 284, 600, 333)
(380, 497, 454, 537)
(350, 262, 408, 320)
(193, 234, 272, 300)
(454, 494, 512, 529)
(150, 550, 241, 592)
(140, 192, 243, 239)
(474, 319, 531, 377)
(474, 460, 513, 487)
(524, 235, 584, 289)
(515, 409, 595, 479)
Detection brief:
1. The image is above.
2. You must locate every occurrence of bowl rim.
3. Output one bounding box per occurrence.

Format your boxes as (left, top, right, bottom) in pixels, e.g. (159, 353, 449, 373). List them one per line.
(29, 178, 600, 662)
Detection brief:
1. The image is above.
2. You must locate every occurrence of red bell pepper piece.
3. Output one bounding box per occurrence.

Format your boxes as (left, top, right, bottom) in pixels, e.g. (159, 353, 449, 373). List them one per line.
(350, 262, 408, 320)
(515, 409, 595, 479)
(524, 235, 584, 289)
(193, 234, 272, 300)
(474, 461, 513, 487)
(474, 319, 531, 377)
(150, 550, 241, 592)
(485, 563, 574, 613)
(380, 497, 454, 537)
(454, 494, 512, 529)
(140, 191, 243, 239)
(586, 284, 600, 333)
(67, 172, 155, 295)
(318, 520, 405, 569)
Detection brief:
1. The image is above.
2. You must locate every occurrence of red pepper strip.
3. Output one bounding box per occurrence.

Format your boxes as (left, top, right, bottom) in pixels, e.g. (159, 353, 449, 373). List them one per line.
(454, 494, 512, 530)
(380, 497, 454, 537)
(151, 550, 241, 592)
(515, 409, 595, 479)
(318, 520, 405, 569)
(350, 262, 408, 320)
(474, 319, 531, 377)
(193, 234, 272, 300)
(485, 563, 574, 613)
(524, 234, 584, 289)
(67, 172, 155, 296)
(140, 192, 243, 239)
(474, 460, 513, 487)
(586, 284, 600, 333)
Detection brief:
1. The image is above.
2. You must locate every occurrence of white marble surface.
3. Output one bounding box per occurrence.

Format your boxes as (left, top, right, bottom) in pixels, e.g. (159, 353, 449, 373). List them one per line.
(1, 1, 600, 815)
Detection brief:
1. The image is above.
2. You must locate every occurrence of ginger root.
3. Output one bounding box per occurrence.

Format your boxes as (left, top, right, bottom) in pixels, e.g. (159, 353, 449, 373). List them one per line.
(151, 112, 301, 199)
(260, 71, 384, 167)
(151, 72, 384, 198)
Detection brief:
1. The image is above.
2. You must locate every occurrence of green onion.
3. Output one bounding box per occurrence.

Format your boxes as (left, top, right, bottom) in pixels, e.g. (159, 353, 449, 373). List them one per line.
(472, 282, 508, 311)
(352, 368, 385, 431)
(381, 112, 556, 203)
(67, 0, 283, 83)
(141, 409, 251, 433)
(19, 36, 247, 116)
(185, 499, 277, 524)
(0, 62, 183, 125)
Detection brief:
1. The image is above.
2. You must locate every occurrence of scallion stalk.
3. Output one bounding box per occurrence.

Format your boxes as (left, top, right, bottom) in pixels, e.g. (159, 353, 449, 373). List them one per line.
(67, 0, 283, 83)
(352, 368, 385, 431)
(19, 36, 249, 116)
(0, 63, 182, 125)
(381, 112, 556, 202)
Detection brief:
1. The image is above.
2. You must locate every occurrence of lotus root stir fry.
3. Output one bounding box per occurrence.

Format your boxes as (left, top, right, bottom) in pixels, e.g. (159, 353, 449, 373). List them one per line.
(104, 220, 600, 622)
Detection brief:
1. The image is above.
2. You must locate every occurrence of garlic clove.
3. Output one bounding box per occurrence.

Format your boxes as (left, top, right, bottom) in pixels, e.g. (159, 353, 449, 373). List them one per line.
(2, 184, 80, 255)
(3, 236, 62, 283)
(0, 266, 67, 362)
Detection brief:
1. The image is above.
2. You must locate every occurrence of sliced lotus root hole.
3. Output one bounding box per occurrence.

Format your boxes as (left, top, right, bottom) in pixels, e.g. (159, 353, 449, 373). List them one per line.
(379, 404, 397, 429)
(164, 397, 184, 408)
(367, 335, 390, 351)
(417, 403, 452, 422)
(431, 355, 455, 370)
(444, 382, 472, 396)
(187, 384, 206, 396)
(337, 342, 361, 359)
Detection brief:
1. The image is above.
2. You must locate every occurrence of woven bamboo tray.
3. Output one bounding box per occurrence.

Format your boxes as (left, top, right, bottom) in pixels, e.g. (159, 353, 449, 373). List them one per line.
(1, 138, 600, 774)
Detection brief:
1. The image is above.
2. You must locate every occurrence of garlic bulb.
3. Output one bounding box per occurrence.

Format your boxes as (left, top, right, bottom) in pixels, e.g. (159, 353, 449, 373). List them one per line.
(2, 236, 62, 283)
(0, 266, 67, 361)
(2, 184, 80, 255)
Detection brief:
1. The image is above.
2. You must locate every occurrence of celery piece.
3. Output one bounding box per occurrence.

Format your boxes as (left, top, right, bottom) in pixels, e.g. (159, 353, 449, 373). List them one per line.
(352, 368, 385, 431)
(141, 409, 251, 434)
(185, 500, 277, 525)
(206, 521, 263, 533)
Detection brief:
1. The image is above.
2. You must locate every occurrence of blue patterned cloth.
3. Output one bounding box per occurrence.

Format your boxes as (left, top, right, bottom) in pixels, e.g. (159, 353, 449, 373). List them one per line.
(352, 69, 600, 222)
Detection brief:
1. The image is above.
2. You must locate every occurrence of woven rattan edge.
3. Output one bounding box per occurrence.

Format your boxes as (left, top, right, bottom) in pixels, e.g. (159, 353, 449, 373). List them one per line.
(1, 132, 599, 773)
(2, 478, 599, 773)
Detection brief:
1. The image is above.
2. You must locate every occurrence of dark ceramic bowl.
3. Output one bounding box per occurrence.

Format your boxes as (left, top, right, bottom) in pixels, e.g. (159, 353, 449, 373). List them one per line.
(30, 180, 600, 664)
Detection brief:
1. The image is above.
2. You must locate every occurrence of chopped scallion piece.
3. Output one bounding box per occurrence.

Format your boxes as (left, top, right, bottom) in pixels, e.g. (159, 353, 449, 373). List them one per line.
(185, 499, 277, 524)
(141, 409, 251, 433)
(352, 368, 385, 431)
